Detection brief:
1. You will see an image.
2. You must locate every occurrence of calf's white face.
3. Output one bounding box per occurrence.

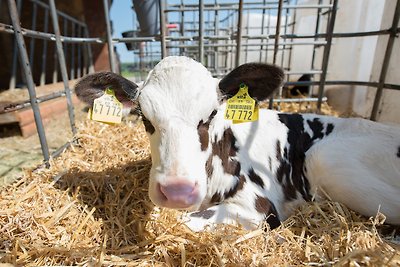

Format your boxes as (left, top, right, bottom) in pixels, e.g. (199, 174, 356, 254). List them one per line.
(75, 56, 284, 213)
(138, 57, 220, 210)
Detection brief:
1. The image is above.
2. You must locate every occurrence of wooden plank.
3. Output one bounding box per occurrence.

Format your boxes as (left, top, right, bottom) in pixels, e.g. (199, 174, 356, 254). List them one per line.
(0, 94, 80, 137)
(0, 112, 18, 124)
(0, 80, 78, 125)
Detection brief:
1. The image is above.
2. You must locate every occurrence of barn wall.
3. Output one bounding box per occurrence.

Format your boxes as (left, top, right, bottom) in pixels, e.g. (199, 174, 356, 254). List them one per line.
(353, 0, 400, 123)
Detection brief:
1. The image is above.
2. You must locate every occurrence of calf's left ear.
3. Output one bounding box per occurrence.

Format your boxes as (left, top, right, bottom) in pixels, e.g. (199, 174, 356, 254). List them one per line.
(218, 63, 284, 101)
(74, 72, 139, 107)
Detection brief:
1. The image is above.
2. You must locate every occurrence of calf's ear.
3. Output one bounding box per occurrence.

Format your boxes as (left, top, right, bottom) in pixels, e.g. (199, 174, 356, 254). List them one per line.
(74, 72, 139, 106)
(218, 63, 284, 101)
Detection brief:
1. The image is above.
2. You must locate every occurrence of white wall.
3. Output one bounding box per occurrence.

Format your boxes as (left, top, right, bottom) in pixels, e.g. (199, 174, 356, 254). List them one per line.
(230, 0, 399, 123)
(353, 0, 400, 123)
(309, 0, 400, 123)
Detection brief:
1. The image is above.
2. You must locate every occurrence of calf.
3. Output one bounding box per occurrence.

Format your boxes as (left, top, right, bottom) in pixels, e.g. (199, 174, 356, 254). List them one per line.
(75, 56, 400, 231)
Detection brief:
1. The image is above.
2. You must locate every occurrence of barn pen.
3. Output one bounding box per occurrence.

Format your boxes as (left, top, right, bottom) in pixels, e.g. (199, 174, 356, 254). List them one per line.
(0, 0, 399, 266)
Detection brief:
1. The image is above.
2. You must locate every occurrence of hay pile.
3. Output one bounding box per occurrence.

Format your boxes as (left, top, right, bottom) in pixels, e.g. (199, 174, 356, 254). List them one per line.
(0, 102, 399, 266)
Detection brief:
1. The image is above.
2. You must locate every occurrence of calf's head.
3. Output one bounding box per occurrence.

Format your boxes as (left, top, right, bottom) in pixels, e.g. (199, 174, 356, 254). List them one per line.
(75, 56, 284, 211)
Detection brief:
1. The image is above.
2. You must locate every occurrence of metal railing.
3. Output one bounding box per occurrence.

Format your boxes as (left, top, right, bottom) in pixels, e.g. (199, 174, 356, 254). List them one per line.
(1, 0, 94, 90)
(0, 0, 95, 165)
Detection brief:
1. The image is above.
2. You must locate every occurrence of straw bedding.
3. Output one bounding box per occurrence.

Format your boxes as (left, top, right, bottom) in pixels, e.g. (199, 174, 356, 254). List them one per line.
(0, 102, 399, 266)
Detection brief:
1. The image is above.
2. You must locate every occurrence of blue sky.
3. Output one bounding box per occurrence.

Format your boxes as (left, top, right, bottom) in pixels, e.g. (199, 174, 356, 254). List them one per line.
(110, 0, 136, 63)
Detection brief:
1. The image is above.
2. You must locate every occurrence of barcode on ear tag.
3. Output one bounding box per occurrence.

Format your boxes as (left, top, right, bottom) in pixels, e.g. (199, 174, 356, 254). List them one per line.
(89, 88, 123, 124)
(225, 83, 259, 124)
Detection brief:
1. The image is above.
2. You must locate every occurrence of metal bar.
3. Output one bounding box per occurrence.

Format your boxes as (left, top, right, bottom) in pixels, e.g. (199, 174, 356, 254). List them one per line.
(199, 0, 204, 63)
(244, 8, 250, 63)
(9, 0, 22, 90)
(40, 8, 49, 86)
(115, 36, 158, 42)
(317, 0, 338, 110)
(2, 22, 397, 44)
(280, 3, 290, 70)
(77, 25, 82, 79)
(159, 0, 167, 58)
(269, 0, 283, 109)
(165, 4, 333, 12)
(52, 41, 58, 83)
(180, 0, 185, 56)
(311, 0, 323, 72)
(1, 90, 68, 113)
(162, 40, 324, 48)
(309, 0, 322, 97)
(50, 139, 77, 159)
(103, 0, 116, 72)
(259, 0, 267, 62)
(7, 0, 50, 165)
(265, 7, 272, 63)
(370, 0, 400, 121)
(30, 0, 86, 27)
(268, 96, 328, 103)
(169, 1, 291, 8)
(287, 0, 298, 77)
(286, 70, 322, 75)
(70, 22, 76, 79)
(230, 9, 234, 68)
(29, 2, 38, 67)
(235, 0, 244, 67)
(49, 0, 76, 135)
(273, 0, 283, 65)
(84, 26, 95, 74)
(0, 23, 104, 42)
(158, 28, 400, 39)
(214, 0, 219, 70)
(63, 18, 68, 67)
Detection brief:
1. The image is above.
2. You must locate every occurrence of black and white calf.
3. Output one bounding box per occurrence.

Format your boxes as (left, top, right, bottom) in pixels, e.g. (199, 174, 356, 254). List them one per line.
(75, 56, 400, 231)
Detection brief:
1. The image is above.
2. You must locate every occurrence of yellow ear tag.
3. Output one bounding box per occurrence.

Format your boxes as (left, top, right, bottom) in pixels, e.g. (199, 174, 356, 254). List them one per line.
(225, 83, 259, 124)
(89, 88, 123, 124)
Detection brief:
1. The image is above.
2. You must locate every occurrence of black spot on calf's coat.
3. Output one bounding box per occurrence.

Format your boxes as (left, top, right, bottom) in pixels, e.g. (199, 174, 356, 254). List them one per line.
(211, 128, 240, 176)
(224, 174, 246, 199)
(307, 118, 324, 141)
(248, 168, 265, 189)
(254, 195, 280, 229)
(326, 123, 334, 136)
(142, 116, 155, 135)
(277, 114, 313, 201)
(190, 209, 216, 220)
(197, 110, 217, 151)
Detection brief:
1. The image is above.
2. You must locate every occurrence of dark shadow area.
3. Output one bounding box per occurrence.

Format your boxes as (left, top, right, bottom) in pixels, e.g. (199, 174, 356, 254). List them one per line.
(53, 157, 155, 253)
(0, 122, 22, 138)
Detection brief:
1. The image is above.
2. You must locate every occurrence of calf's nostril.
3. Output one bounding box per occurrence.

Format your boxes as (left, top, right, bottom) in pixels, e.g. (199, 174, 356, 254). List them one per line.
(159, 183, 195, 199)
(158, 181, 199, 208)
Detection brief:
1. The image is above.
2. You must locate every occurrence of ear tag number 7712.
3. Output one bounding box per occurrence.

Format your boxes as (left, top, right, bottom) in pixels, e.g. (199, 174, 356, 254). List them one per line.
(224, 83, 259, 124)
(89, 88, 123, 124)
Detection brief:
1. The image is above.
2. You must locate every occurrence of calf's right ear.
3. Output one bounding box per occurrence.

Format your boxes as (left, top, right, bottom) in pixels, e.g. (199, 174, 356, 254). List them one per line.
(74, 72, 139, 106)
(218, 63, 284, 101)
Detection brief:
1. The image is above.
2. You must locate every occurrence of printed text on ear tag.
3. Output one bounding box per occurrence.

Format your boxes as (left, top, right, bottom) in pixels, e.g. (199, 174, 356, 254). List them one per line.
(89, 88, 123, 124)
(224, 83, 259, 124)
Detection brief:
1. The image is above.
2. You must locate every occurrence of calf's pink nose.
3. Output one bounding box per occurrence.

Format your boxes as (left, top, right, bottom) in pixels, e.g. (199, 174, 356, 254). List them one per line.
(159, 181, 198, 208)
